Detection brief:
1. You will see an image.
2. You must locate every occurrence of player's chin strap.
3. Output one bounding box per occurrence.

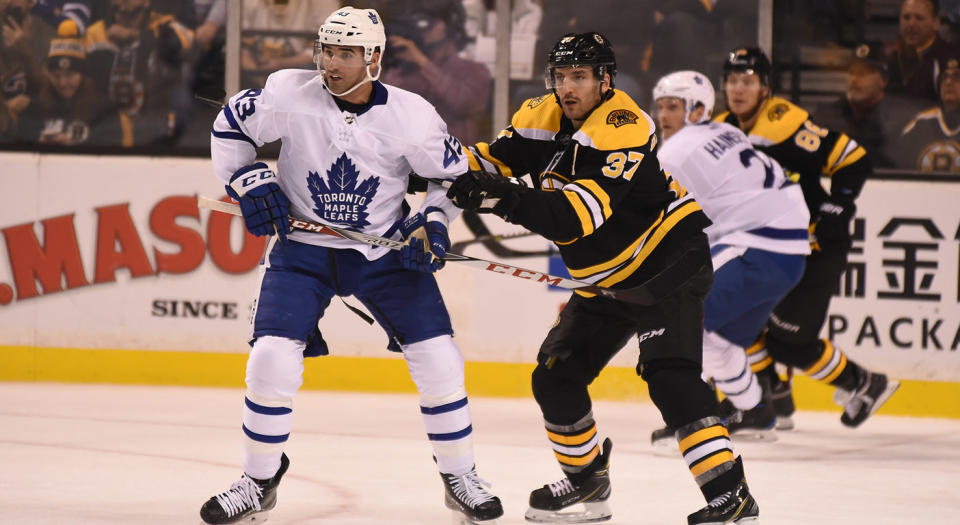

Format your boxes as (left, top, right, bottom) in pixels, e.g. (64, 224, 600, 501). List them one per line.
(320, 61, 381, 98)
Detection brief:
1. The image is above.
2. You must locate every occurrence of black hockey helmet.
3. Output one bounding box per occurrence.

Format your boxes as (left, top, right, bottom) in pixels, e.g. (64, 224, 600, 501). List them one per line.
(723, 47, 772, 86)
(545, 32, 617, 89)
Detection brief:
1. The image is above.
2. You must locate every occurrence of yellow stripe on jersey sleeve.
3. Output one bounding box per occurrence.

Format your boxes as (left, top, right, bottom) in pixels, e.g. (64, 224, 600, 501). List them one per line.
(463, 147, 482, 171)
(824, 134, 867, 176)
(574, 180, 613, 219)
(563, 190, 595, 237)
(475, 142, 514, 177)
(576, 90, 653, 151)
(598, 200, 702, 287)
(747, 96, 809, 145)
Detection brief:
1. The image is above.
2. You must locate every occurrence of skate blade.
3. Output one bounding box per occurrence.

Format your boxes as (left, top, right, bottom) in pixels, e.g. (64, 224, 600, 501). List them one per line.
(524, 501, 612, 523)
(731, 427, 778, 443)
(451, 510, 500, 525)
(867, 380, 901, 419)
(199, 511, 269, 524)
(775, 415, 794, 431)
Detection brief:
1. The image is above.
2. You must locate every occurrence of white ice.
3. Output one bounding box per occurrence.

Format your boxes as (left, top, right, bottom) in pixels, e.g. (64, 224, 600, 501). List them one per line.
(1, 382, 957, 524)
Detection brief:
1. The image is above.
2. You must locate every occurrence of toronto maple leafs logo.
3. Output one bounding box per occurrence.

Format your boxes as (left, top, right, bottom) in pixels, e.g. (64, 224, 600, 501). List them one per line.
(307, 153, 380, 228)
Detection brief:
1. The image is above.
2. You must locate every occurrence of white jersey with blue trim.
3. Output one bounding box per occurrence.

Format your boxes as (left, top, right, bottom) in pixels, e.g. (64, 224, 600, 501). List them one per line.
(658, 121, 811, 255)
(210, 69, 465, 260)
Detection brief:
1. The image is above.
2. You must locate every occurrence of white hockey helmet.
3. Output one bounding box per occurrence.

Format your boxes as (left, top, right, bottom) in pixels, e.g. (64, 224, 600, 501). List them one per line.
(315, 7, 386, 95)
(652, 70, 715, 124)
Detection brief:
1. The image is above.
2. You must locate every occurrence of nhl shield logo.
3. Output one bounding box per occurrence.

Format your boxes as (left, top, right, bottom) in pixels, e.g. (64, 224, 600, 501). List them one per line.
(606, 109, 639, 128)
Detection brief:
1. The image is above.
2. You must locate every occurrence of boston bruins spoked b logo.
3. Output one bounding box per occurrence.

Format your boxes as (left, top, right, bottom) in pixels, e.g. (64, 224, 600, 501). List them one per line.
(606, 109, 638, 128)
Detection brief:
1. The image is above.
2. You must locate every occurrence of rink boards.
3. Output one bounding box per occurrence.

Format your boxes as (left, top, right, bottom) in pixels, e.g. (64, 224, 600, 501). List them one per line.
(1, 153, 958, 418)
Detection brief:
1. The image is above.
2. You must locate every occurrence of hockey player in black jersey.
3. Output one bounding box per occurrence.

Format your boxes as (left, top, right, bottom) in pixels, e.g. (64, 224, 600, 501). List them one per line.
(715, 47, 899, 430)
(448, 32, 759, 525)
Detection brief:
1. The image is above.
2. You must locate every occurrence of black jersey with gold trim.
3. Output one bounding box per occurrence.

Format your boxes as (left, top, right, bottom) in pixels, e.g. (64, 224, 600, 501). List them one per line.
(465, 90, 710, 296)
(714, 96, 871, 213)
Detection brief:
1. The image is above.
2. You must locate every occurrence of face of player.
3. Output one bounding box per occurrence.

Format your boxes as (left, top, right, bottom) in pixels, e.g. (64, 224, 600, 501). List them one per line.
(320, 44, 376, 95)
(900, 0, 940, 48)
(552, 66, 610, 124)
(940, 68, 960, 109)
(655, 97, 688, 140)
(723, 71, 767, 120)
(48, 69, 83, 100)
(846, 61, 887, 106)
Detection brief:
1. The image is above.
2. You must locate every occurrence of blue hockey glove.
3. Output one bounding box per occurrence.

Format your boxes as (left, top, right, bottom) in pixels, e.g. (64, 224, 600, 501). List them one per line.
(225, 162, 291, 241)
(399, 212, 450, 273)
(812, 199, 855, 242)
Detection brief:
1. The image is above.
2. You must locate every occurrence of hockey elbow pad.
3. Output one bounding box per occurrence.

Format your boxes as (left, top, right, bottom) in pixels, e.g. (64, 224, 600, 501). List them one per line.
(226, 162, 292, 241)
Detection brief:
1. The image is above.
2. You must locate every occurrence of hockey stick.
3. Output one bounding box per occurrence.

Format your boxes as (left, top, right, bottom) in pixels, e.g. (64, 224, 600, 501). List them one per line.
(197, 196, 697, 305)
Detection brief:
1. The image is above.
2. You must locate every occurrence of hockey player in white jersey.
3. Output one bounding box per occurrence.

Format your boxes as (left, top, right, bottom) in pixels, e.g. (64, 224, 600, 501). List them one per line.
(199, 7, 502, 525)
(651, 71, 810, 445)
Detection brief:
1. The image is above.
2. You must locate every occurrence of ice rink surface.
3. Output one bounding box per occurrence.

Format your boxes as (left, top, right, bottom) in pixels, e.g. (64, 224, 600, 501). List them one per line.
(1, 382, 957, 525)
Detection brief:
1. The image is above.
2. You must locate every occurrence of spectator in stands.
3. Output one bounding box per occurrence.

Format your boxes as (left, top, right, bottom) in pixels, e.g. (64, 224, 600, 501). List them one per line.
(241, 0, 336, 88)
(30, 0, 91, 36)
(886, 0, 960, 102)
(85, 0, 194, 147)
(814, 43, 920, 168)
(898, 57, 960, 171)
(16, 36, 118, 145)
(381, 0, 492, 144)
(0, 0, 44, 138)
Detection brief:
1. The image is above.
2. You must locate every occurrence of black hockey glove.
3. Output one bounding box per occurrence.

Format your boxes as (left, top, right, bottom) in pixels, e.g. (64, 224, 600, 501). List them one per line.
(812, 199, 855, 243)
(446, 170, 526, 221)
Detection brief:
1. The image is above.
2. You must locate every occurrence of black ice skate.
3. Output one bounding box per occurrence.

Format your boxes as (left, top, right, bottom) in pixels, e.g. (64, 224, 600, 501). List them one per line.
(440, 466, 503, 524)
(525, 438, 613, 523)
(650, 425, 675, 449)
(200, 453, 289, 525)
(723, 400, 777, 442)
(768, 374, 796, 430)
(835, 370, 900, 428)
(687, 477, 759, 525)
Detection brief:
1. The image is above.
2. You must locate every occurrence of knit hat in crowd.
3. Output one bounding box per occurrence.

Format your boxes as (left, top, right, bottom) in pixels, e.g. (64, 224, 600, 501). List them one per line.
(46, 37, 86, 74)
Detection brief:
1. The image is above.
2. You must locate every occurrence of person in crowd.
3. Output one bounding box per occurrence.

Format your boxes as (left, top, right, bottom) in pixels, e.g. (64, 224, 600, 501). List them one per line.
(30, 0, 92, 36)
(899, 57, 960, 171)
(84, 0, 194, 146)
(380, 0, 492, 145)
(241, 0, 337, 88)
(448, 32, 760, 525)
(885, 0, 960, 102)
(199, 7, 502, 525)
(716, 46, 899, 430)
(0, 0, 44, 138)
(16, 35, 117, 145)
(814, 42, 921, 168)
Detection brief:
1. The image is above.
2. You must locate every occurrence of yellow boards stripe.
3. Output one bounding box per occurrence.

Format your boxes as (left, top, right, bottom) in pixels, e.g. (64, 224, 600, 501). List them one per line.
(564, 190, 594, 236)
